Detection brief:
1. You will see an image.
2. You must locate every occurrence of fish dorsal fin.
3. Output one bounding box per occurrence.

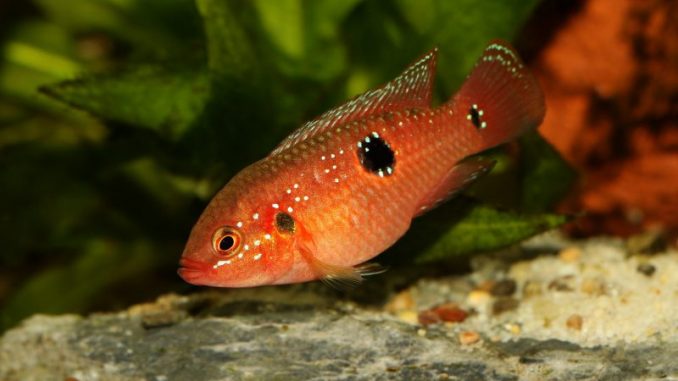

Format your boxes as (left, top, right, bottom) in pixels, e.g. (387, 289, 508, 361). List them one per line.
(271, 48, 438, 155)
(415, 157, 496, 217)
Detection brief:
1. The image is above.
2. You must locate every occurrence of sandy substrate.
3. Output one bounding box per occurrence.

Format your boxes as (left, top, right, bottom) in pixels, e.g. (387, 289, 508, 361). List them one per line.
(389, 234, 678, 347)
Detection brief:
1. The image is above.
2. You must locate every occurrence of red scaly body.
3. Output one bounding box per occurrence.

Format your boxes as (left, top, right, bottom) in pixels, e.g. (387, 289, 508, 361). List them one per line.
(179, 41, 545, 287)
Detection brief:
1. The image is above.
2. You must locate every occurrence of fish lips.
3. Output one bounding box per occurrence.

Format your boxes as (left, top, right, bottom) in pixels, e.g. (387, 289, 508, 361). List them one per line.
(177, 257, 208, 285)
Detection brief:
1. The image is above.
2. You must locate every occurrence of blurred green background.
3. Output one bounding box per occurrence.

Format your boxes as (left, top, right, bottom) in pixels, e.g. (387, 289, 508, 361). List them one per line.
(0, 0, 573, 331)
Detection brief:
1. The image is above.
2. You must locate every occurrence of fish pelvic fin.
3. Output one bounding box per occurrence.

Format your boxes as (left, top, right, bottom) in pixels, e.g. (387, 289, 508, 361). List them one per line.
(415, 157, 496, 216)
(271, 48, 438, 155)
(318, 261, 388, 290)
(298, 242, 387, 289)
(448, 40, 545, 149)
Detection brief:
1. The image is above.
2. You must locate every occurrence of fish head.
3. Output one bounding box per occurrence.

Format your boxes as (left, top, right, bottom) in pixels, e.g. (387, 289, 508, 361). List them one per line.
(178, 183, 296, 287)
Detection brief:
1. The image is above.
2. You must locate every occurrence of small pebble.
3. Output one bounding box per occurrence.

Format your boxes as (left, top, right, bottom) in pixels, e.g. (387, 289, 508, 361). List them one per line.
(559, 247, 582, 262)
(522, 280, 542, 297)
(397, 310, 419, 325)
(467, 290, 491, 306)
(418, 303, 468, 325)
(626, 231, 667, 255)
(433, 303, 468, 323)
(475, 280, 496, 292)
(458, 331, 481, 345)
(548, 275, 575, 292)
(566, 314, 583, 331)
(580, 278, 606, 296)
(504, 323, 521, 335)
(491, 279, 517, 296)
(637, 263, 656, 277)
(385, 290, 415, 312)
(492, 297, 520, 315)
(417, 310, 440, 326)
(417, 328, 427, 337)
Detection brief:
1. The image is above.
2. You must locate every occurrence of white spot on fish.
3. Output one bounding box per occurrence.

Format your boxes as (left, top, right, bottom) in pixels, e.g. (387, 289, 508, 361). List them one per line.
(321, 155, 326, 161)
(272, 203, 279, 209)
(303, 196, 309, 201)
(236, 221, 243, 228)
(293, 183, 299, 189)
(264, 234, 272, 240)
(254, 253, 262, 261)
(252, 213, 259, 220)
(254, 240, 261, 246)
(294, 196, 301, 202)
(287, 206, 293, 213)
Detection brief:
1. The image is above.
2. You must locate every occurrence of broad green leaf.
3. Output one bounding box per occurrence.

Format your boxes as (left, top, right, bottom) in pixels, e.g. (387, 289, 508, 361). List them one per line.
(253, 0, 362, 81)
(42, 67, 210, 139)
(34, 0, 201, 58)
(519, 131, 577, 212)
(0, 239, 160, 331)
(395, 0, 542, 92)
(390, 197, 568, 264)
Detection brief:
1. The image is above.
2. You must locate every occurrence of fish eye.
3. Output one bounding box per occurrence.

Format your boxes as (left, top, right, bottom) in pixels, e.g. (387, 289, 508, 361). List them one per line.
(212, 227, 241, 256)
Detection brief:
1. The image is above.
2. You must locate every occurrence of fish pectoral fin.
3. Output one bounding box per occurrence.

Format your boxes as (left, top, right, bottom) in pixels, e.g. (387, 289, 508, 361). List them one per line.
(414, 156, 496, 217)
(300, 245, 387, 289)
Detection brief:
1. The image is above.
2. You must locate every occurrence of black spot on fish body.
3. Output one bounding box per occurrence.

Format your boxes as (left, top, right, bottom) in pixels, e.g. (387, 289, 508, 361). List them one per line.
(467, 104, 486, 129)
(357, 133, 395, 177)
(275, 212, 295, 233)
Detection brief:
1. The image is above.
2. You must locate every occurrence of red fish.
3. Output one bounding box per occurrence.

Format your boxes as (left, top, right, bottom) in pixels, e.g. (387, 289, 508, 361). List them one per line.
(178, 40, 545, 287)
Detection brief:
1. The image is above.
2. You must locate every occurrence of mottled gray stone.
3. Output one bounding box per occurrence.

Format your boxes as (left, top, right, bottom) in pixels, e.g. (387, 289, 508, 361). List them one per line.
(1, 287, 677, 381)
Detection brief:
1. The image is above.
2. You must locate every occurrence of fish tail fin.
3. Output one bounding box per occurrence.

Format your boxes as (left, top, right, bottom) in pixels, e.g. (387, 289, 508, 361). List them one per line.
(446, 40, 545, 149)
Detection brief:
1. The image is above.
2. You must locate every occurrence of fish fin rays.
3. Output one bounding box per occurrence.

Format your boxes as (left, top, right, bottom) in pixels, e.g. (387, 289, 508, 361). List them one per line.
(447, 39, 545, 149)
(414, 157, 496, 217)
(297, 241, 387, 289)
(271, 48, 438, 155)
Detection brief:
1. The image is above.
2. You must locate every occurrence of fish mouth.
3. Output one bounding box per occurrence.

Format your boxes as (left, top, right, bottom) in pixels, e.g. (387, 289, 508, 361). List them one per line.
(178, 257, 208, 285)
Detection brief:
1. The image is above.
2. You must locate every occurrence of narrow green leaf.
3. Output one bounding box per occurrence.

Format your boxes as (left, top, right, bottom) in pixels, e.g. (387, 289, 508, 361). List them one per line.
(519, 131, 577, 212)
(196, 0, 257, 79)
(390, 197, 568, 264)
(41, 67, 210, 139)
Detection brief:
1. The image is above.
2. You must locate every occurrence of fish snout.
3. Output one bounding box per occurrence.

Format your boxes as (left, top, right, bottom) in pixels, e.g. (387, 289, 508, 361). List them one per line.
(178, 257, 207, 284)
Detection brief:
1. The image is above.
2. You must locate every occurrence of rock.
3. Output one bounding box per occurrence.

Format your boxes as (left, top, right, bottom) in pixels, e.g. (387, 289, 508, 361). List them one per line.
(1, 237, 678, 380)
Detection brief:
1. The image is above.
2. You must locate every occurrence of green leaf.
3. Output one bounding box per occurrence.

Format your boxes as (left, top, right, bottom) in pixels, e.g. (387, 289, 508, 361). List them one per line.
(519, 131, 577, 212)
(41, 67, 210, 139)
(196, 0, 257, 80)
(395, 0, 542, 91)
(0, 239, 159, 331)
(33, 0, 202, 58)
(390, 197, 569, 264)
(253, 0, 362, 81)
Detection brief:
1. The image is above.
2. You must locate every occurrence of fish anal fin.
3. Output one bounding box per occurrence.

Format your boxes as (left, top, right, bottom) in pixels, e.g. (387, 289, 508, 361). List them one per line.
(271, 48, 438, 155)
(415, 157, 496, 217)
